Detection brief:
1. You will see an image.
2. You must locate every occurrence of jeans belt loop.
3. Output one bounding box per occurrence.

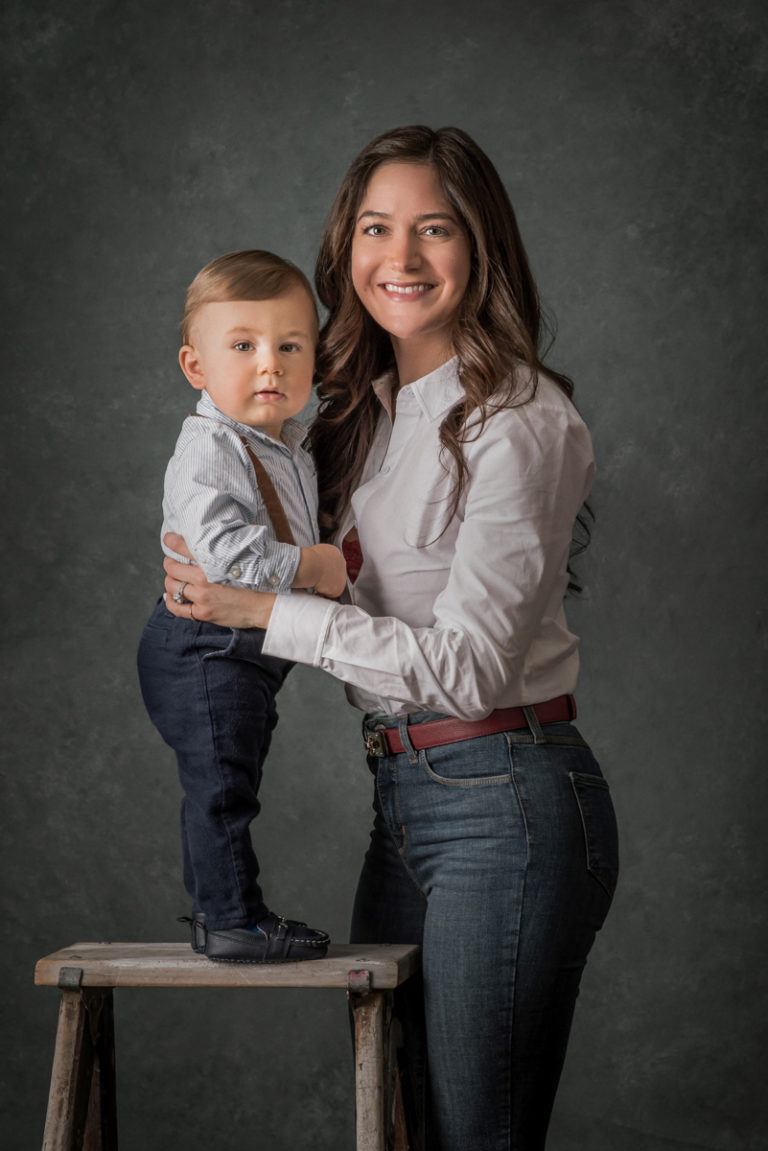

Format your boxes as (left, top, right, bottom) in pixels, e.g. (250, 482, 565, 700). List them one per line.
(397, 716, 418, 764)
(522, 705, 547, 744)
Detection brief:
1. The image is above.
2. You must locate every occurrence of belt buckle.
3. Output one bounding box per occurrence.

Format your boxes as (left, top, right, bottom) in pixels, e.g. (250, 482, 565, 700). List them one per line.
(364, 729, 388, 757)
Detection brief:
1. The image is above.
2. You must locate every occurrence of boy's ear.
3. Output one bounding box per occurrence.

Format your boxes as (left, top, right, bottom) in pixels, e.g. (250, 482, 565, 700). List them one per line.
(179, 345, 205, 390)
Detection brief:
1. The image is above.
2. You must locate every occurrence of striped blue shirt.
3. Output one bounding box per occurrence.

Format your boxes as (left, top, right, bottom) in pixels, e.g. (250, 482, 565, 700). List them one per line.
(160, 391, 319, 592)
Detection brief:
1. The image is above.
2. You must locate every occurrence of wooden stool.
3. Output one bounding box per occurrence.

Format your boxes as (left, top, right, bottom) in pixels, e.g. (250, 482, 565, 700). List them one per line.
(35, 941, 421, 1151)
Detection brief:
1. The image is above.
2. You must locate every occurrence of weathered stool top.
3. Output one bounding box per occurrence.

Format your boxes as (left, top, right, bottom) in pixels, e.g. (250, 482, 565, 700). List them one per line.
(35, 942, 421, 990)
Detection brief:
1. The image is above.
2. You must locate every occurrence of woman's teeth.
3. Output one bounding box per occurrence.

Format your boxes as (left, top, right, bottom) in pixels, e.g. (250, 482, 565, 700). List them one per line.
(383, 283, 432, 294)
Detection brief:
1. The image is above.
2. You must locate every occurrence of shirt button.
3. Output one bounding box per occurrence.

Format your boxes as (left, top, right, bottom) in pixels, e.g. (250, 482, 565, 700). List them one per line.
(268, 573, 280, 587)
(229, 564, 242, 579)
(381, 465, 390, 475)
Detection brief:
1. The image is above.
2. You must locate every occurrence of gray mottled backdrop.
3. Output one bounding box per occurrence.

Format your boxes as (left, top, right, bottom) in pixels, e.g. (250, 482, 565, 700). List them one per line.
(2, 1, 766, 1148)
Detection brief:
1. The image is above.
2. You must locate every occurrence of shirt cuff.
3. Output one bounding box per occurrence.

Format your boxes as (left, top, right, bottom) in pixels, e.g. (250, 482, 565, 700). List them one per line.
(211, 541, 301, 592)
(262, 590, 337, 665)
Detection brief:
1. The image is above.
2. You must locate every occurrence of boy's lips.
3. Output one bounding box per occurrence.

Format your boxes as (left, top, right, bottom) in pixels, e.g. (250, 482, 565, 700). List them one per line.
(254, 389, 284, 401)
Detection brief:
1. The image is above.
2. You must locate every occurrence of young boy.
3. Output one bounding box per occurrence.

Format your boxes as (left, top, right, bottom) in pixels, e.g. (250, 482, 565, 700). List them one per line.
(137, 250, 346, 963)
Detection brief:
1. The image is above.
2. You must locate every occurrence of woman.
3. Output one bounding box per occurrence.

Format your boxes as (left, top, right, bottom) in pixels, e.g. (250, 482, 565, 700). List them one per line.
(163, 126, 619, 1151)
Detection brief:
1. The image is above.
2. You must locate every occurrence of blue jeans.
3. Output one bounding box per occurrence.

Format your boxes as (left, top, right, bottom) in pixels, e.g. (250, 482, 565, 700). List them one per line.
(136, 598, 292, 929)
(351, 709, 618, 1151)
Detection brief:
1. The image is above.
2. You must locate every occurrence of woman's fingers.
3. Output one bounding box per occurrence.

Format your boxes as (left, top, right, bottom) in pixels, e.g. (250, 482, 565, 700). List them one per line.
(164, 532, 194, 559)
(163, 554, 206, 586)
(162, 541, 208, 617)
(164, 574, 193, 617)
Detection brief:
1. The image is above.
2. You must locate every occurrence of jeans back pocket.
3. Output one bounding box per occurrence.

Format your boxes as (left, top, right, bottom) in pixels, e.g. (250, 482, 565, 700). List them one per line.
(569, 771, 619, 897)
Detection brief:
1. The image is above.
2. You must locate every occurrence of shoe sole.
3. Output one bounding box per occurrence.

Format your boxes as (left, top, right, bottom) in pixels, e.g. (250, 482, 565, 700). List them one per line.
(204, 948, 329, 964)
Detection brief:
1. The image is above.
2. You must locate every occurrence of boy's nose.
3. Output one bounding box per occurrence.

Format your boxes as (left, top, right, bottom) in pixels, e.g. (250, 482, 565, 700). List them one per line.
(257, 353, 283, 375)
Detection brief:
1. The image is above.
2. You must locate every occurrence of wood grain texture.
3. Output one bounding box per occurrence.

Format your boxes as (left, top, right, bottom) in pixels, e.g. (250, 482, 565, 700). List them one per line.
(35, 942, 421, 990)
(42, 989, 117, 1151)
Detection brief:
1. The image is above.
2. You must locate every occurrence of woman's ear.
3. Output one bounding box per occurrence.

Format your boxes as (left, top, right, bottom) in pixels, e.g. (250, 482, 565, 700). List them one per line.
(179, 345, 205, 390)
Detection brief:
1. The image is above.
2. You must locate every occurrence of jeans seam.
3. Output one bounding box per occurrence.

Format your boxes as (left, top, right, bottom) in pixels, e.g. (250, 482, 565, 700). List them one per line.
(375, 766, 426, 897)
(197, 649, 250, 924)
(508, 740, 532, 864)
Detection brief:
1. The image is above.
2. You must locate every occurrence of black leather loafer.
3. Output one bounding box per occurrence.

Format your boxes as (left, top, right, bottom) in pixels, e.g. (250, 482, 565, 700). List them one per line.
(204, 912, 330, 964)
(177, 913, 207, 954)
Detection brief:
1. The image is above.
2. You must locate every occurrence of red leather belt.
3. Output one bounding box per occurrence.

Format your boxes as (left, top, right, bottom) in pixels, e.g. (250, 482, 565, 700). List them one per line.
(364, 694, 576, 757)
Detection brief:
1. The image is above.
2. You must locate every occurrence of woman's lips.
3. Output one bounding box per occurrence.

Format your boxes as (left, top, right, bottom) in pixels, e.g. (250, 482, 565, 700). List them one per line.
(380, 282, 435, 299)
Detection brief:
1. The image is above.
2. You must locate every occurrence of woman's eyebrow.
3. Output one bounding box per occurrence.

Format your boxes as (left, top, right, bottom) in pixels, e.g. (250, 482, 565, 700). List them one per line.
(356, 209, 458, 223)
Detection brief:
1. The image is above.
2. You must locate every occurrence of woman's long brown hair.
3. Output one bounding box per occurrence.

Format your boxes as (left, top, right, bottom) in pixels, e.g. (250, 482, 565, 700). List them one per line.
(311, 125, 583, 554)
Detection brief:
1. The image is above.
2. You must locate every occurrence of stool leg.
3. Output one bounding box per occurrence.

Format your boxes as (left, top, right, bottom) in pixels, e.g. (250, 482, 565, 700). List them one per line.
(84, 990, 117, 1151)
(42, 988, 117, 1151)
(351, 988, 388, 1151)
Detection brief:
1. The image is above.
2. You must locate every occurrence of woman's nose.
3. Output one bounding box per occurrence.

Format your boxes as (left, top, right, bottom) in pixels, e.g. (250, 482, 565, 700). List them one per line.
(388, 229, 420, 271)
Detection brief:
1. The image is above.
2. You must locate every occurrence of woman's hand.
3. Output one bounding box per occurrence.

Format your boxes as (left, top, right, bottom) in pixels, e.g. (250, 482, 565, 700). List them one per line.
(162, 533, 277, 630)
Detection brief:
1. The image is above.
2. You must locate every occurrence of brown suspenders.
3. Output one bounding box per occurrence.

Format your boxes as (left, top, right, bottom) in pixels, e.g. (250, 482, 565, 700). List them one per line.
(237, 437, 296, 547)
(191, 415, 296, 547)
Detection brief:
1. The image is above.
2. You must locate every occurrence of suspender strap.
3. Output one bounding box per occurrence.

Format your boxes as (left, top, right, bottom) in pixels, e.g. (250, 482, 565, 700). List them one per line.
(238, 437, 296, 547)
(190, 414, 296, 547)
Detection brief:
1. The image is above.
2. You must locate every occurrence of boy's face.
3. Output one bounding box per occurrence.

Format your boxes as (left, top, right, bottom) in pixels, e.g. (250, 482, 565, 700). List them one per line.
(179, 287, 316, 439)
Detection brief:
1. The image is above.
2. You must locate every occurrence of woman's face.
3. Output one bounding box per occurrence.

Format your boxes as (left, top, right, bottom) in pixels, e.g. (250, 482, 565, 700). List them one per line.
(351, 162, 471, 375)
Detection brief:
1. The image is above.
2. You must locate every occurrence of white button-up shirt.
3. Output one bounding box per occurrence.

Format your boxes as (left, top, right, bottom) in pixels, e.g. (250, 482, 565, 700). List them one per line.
(263, 357, 594, 720)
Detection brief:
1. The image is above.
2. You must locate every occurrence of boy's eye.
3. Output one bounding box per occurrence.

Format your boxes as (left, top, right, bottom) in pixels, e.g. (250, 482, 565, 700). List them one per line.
(280, 342, 301, 353)
(233, 341, 252, 351)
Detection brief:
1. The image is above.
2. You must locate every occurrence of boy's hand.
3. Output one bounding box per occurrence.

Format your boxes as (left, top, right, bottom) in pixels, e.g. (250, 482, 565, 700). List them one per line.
(293, 543, 347, 598)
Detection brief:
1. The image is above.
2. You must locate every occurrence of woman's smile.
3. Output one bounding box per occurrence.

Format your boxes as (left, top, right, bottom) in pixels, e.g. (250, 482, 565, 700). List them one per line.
(380, 281, 436, 297)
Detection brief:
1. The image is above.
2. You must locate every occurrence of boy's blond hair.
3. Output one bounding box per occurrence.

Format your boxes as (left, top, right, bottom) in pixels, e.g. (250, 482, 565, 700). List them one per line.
(181, 249, 318, 344)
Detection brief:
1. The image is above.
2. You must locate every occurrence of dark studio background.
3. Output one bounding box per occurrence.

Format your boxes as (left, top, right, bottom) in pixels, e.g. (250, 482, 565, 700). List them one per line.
(2, 1, 767, 1148)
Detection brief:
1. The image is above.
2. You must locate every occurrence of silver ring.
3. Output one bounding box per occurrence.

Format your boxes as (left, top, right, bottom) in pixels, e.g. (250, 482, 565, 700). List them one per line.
(172, 580, 189, 605)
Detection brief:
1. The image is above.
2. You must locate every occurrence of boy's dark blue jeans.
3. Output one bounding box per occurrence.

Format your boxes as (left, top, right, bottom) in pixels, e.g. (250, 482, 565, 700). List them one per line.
(137, 598, 293, 930)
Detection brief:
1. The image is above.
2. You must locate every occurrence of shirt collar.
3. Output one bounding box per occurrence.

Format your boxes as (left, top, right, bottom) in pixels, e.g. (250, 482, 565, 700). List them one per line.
(196, 391, 309, 454)
(371, 356, 464, 424)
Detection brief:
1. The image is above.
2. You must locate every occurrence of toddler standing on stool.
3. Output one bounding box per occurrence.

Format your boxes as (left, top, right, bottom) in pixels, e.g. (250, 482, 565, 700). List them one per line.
(137, 250, 346, 963)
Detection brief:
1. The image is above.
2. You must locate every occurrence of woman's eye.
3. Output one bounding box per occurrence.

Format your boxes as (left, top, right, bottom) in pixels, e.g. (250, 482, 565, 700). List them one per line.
(423, 225, 448, 237)
(233, 341, 252, 351)
(363, 224, 387, 236)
